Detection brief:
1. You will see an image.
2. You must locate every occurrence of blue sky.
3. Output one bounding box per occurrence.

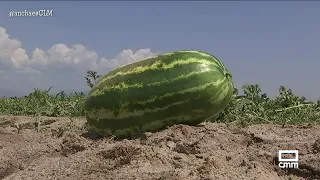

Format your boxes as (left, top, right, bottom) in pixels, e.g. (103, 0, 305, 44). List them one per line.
(0, 2, 319, 100)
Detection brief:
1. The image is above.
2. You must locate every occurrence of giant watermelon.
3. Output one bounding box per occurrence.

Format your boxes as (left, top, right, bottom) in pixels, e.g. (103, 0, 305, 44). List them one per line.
(84, 50, 234, 138)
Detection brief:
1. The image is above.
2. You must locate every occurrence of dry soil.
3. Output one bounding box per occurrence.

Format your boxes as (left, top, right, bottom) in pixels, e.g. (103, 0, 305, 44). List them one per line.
(0, 115, 320, 180)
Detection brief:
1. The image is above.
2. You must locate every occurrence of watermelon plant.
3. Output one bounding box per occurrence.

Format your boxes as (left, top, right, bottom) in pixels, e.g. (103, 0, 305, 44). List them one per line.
(0, 88, 86, 117)
(84, 50, 235, 138)
(85, 70, 102, 88)
(216, 85, 320, 126)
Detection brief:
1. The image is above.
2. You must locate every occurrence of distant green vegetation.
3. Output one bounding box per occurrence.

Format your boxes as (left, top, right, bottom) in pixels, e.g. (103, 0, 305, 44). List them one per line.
(1, 71, 319, 125)
(217, 84, 320, 125)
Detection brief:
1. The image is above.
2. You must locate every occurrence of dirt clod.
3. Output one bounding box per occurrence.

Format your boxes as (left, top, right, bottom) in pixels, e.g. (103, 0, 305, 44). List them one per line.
(312, 138, 320, 153)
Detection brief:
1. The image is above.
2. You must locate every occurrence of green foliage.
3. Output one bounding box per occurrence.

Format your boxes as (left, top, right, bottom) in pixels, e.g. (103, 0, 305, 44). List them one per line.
(85, 70, 101, 88)
(0, 82, 319, 126)
(0, 87, 86, 117)
(215, 84, 320, 125)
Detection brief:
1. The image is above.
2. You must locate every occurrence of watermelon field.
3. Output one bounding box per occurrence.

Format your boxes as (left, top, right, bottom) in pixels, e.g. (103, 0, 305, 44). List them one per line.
(1, 70, 320, 180)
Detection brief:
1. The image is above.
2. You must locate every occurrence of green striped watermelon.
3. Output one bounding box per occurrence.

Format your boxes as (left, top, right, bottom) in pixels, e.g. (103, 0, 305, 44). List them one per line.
(84, 50, 234, 138)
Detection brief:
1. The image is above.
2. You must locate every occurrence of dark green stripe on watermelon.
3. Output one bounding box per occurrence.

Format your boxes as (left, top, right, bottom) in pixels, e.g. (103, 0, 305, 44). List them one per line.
(84, 50, 234, 138)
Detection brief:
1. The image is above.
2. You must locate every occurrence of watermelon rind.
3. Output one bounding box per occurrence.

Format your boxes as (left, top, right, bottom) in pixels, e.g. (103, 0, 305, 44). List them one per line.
(84, 50, 234, 138)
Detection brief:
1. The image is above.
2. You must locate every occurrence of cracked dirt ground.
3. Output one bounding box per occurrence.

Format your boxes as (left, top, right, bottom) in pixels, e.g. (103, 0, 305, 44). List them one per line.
(0, 115, 320, 180)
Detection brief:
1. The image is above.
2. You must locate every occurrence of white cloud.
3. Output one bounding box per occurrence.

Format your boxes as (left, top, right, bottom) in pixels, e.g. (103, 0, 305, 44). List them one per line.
(30, 48, 49, 67)
(29, 44, 99, 72)
(0, 26, 158, 96)
(0, 26, 157, 72)
(0, 27, 29, 69)
(11, 48, 29, 69)
(99, 49, 157, 73)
